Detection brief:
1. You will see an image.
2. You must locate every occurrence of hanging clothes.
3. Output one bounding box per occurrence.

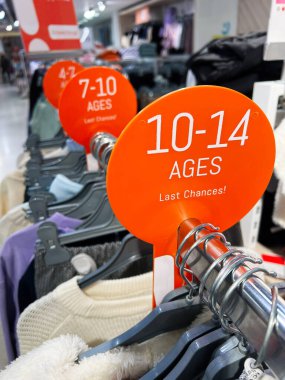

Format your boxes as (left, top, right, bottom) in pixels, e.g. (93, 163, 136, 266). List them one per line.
(34, 241, 121, 297)
(29, 95, 61, 141)
(49, 174, 84, 203)
(17, 273, 153, 355)
(0, 203, 31, 247)
(0, 214, 81, 361)
(0, 170, 25, 219)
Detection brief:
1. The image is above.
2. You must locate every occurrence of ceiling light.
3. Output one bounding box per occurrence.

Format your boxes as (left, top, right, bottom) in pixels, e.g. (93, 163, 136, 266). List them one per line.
(14, 20, 19, 27)
(98, 1, 106, 12)
(0, 10, 5, 20)
(6, 24, 12, 32)
(84, 8, 99, 20)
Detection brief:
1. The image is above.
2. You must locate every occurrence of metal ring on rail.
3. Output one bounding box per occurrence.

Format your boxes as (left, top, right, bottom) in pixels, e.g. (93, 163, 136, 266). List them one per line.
(179, 232, 230, 286)
(92, 133, 108, 160)
(175, 223, 219, 268)
(97, 136, 114, 162)
(100, 142, 115, 170)
(209, 255, 262, 316)
(198, 248, 244, 306)
(219, 267, 276, 335)
(91, 133, 115, 162)
(255, 285, 279, 367)
(90, 132, 104, 157)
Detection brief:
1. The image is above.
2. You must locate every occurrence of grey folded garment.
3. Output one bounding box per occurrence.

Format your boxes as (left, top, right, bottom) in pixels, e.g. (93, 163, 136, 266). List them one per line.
(35, 241, 153, 298)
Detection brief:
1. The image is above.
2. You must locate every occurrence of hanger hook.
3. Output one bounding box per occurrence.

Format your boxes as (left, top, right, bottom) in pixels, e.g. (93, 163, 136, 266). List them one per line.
(209, 255, 262, 316)
(219, 268, 277, 336)
(179, 232, 231, 301)
(179, 232, 230, 285)
(254, 285, 279, 367)
(176, 223, 218, 268)
(100, 142, 114, 171)
(198, 248, 244, 306)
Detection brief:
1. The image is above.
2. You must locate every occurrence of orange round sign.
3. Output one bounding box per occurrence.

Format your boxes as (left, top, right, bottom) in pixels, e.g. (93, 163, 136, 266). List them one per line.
(59, 67, 137, 152)
(43, 60, 84, 108)
(107, 86, 275, 248)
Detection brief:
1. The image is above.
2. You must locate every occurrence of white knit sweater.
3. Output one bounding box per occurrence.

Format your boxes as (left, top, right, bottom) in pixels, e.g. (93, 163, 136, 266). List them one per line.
(17, 272, 153, 355)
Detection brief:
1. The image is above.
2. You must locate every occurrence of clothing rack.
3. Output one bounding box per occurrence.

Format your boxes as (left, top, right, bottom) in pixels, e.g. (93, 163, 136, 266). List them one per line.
(177, 218, 285, 379)
(83, 132, 285, 376)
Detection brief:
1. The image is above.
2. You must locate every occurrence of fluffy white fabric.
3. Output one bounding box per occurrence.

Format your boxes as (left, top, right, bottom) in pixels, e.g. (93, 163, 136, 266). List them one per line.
(273, 119, 285, 228)
(0, 333, 180, 380)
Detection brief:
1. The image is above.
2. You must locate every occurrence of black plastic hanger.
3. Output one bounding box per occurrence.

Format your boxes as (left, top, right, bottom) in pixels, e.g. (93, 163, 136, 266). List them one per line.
(26, 161, 86, 187)
(37, 221, 71, 265)
(79, 296, 204, 360)
(27, 177, 105, 216)
(37, 218, 127, 265)
(76, 194, 114, 229)
(78, 234, 153, 288)
(37, 151, 86, 170)
(29, 194, 49, 222)
(78, 171, 105, 185)
(164, 328, 230, 379)
(141, 319, 219, 380)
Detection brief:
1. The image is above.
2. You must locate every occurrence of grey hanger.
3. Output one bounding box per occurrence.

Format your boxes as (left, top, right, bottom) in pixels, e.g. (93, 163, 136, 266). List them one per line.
(25, 131, 67, 150)
(76, 194, 114, 229)
(141, 319, 219, 380)
(36, 202, 126, 265)
(65, 184, 107, 219)
(26, 161, 86, 187)
(29, 194, 49, 222)
(78, 234, 153, 288)
(58, 196, 126, 245)
(27, 180, 106, 222)
(202, 336, 249, 380)
(38, 151, 85, 170)
(164, 328, 230, 379)
(79, 296, 204, 361)
(161, 286, 191, 303)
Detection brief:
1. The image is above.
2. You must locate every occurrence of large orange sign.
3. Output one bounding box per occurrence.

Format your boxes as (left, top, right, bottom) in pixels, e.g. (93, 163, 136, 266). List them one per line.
(59, 67, 137, 152)
(43, 60, 84, 108)
(106, 86, 275, 305)
(12, 0, 81, 54)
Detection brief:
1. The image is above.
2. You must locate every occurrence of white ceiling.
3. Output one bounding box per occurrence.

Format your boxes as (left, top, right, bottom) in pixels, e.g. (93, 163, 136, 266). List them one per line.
(74, 0, 142, 22)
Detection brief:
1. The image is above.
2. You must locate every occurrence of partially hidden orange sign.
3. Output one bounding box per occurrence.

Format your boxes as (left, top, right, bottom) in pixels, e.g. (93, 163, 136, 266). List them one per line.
(59, 67, 137, 152)
(43, 60, 84, 108)
(106, 86, 275, 305)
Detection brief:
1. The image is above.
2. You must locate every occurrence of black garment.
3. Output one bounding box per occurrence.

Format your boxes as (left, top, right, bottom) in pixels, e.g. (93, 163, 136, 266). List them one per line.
(18, 261, 36, 314)
(1, 55, 12, 83)
(28, 68, 46, 127)
(187, 32, 283, 94)
(34, 241, 153, 298)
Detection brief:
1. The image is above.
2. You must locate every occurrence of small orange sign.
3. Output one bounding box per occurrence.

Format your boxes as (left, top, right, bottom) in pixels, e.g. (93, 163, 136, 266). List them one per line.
(106, 86, 275, 304)
(43, 60, 84, 108)
(59, 67, 137, 152)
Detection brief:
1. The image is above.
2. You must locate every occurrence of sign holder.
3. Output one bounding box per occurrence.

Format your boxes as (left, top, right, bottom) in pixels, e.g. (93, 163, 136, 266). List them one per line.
(59, 66, 137, 170)
(43, 60, 84, 109)
(106, 86, 275, 305)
